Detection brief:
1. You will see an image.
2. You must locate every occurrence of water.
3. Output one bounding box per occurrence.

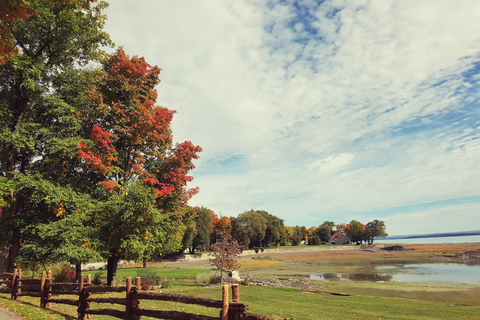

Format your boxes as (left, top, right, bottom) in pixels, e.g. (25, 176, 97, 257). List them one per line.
(311, 263, 480, 284)
(375, 234, 480, 245)
(376, 263, 480, 284)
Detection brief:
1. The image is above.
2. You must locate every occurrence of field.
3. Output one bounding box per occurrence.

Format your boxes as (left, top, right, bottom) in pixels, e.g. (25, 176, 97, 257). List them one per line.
(1, 243, 479, 320)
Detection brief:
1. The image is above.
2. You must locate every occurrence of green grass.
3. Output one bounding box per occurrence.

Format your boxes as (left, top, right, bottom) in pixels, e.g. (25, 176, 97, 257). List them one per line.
(2, 283, 480, 320)
(82, 267, 211, 281)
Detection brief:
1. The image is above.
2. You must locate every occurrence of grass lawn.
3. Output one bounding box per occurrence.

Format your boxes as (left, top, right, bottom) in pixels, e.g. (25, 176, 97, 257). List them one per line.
(1, 281, 480, 320)
(82, 267, 211, 280)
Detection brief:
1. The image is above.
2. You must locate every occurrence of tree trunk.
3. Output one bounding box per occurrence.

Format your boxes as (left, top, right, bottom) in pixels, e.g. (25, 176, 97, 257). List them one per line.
(75, 264, 82, 283)
(107, 251, 119, 286)
(143, 259, 147, 268)
(8, 227, 21, 272)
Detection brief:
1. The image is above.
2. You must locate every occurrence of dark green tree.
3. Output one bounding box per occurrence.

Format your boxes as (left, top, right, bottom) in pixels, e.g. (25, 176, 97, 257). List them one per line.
(345, 220, 366, 244)
(364, 220, 388, 245)
(230, 210, 267, 249)
(189, 207, 214, 254)
(257, 210, 284, 247)
(0, 0, 111, 271)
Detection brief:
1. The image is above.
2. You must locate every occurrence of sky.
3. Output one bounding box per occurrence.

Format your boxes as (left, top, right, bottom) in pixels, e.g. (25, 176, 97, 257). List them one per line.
(102, 0, 480, 236)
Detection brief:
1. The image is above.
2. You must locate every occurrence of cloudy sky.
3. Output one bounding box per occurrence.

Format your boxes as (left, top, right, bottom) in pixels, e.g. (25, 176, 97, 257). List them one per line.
(102, 0, 480, 236)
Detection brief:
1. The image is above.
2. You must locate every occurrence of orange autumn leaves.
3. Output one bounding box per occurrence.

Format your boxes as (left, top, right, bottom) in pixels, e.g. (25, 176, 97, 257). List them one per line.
(77, 48, 202, 201)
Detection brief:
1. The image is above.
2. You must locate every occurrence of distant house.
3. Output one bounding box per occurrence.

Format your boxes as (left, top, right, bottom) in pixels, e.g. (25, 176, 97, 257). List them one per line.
(330, 231, 351, 245)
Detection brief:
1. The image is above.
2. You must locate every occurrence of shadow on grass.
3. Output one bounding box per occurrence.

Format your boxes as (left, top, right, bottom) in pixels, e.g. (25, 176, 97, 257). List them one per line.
(0, 295, 77, 320)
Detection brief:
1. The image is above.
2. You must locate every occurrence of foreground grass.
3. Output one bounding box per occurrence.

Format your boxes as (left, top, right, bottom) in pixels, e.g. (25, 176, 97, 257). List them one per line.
(2, 282, 480, 320)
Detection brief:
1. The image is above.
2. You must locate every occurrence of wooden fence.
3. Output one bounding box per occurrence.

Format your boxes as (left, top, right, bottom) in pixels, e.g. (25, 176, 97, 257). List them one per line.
(0, 269, 294, 320)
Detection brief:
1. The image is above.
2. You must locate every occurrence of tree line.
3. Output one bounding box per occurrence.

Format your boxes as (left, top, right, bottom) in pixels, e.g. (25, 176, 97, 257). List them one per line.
(181, 208, 387, 252)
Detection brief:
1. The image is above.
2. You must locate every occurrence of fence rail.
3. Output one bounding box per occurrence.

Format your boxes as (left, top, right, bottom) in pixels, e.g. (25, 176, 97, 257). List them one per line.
(0, 269, 294, 320)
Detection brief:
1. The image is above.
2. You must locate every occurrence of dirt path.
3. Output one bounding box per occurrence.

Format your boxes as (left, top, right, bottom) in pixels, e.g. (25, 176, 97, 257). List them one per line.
(0, 309, 21, 320)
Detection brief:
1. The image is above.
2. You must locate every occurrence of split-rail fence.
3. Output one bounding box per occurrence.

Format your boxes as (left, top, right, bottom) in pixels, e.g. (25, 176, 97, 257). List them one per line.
(0, 269, 294, 320)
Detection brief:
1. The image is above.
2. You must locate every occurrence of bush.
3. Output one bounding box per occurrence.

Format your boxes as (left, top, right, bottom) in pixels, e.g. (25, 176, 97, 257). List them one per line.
(92, 271, 103, 285)
(136, 268, 161, 286)
(161, 280, 172, 288)
(141, 280, 151, 290)
(195, 271, 222, 285)
(52, 262, 74, 282)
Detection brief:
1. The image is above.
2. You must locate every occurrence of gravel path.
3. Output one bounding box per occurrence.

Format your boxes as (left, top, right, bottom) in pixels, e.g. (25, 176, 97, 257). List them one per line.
(0, 309, 21, 320)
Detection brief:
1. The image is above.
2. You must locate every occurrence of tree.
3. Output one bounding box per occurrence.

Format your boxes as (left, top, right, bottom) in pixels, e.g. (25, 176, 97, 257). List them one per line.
(189, 207, 214, 254)
(230, 210, 267, 249)
(257, 210, 284, 247)
(344, 220, 366, 244)
(364, 220, 387, 245)
(0, 0, 111, 271)
(316, 224, 331, 243)
(77, 48, 201, 285)
(209, 229, 241, 279)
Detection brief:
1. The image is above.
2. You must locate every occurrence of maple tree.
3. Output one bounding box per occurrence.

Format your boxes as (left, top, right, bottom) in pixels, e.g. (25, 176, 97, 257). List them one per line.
(78, 48, 201, 285)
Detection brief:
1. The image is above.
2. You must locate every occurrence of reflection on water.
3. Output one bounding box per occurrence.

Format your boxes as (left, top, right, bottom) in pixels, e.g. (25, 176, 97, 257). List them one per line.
(312, 263, 480, 284)
(311, 273, 392, 282)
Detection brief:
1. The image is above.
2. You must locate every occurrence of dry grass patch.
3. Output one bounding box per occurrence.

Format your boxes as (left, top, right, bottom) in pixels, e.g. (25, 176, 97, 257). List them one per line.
(402, 243, 480, 253)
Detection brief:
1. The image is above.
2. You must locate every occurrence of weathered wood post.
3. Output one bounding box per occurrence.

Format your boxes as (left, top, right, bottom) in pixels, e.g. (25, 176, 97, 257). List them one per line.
(130, 277, 141, 320)
(40, 271, 46, 307)
(232, 284, 240, 303)
(221, 284, 229, 320)
(11, 269, 17, 300)
(78, 274, 86, 319)
(45, 271, 52, 308)
(12, 269, 21, 300)
(125, 277, 132, 320)
(85, 274, 91, 319)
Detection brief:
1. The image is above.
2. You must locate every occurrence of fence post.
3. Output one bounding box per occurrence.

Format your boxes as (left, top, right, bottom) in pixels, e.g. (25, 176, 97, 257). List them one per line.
(11, 269, 17, 300)
(131, 277, 141, 320)
(231, 284, 240, 303)
(221, 285, 229, 320)
(12, 269, 21, 300)
(78, 274, 85, 319)
(40, 271, 46, 307)
(44, 271, 52, 308)
(125, 277, 132, 320)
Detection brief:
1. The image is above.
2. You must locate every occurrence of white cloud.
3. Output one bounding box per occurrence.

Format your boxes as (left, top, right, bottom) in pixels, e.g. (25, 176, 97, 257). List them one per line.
(103, 0, 480, 234)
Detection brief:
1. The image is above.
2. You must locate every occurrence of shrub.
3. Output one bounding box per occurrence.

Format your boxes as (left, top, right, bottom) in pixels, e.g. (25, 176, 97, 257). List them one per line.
(92, 271, 103, 285)
(136, 268, 161, 286)
(141, 280, 150, 290)
(52, 262, 73, 282)
(195, 271, 222, 285)
(254, 247, 260, 253)
(161, 280, 172, 288)
(260, 247, 265, 252)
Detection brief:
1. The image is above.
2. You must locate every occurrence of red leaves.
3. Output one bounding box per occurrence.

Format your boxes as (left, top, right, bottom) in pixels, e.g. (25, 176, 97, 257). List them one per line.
(77, 125, 117, 175)
(79, 48, 202, 200)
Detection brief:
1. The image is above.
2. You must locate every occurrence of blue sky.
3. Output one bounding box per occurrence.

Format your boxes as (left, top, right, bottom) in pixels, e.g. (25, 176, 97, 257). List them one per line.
(103, 0, 480, 235)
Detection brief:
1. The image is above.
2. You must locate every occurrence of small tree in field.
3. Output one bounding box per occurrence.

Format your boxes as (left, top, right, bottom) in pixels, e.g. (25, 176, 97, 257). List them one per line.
(209, 230, 241, 279)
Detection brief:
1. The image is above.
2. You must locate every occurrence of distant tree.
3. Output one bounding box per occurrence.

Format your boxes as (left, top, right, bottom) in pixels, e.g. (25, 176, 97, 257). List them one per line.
(189, 207, 213, 254)
(364, 220, 388, 245)
(308, 235, 320, 245)
(209, 230, 241, 279)
(258, 210, 284, 247)
(316, 224, 332, 243)
(230, 210, 267, 249)
(345, 220, 366, 243)
(214, 216, 231, 231)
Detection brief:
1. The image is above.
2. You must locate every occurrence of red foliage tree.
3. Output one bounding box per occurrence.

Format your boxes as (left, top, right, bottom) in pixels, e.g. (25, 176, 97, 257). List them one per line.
(77, 47, 202, 285)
